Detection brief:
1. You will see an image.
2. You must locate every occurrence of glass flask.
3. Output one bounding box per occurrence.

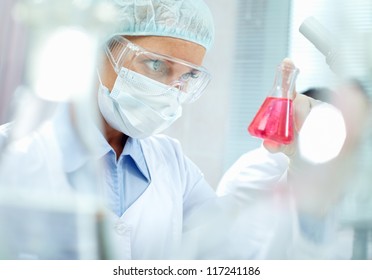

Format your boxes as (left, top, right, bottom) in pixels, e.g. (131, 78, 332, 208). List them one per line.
(248, 61, 299, 144)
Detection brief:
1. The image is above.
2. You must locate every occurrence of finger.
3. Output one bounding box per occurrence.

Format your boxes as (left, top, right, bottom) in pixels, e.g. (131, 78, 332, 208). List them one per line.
(263, 138, 297, 156)
(263, 140, 283, 153)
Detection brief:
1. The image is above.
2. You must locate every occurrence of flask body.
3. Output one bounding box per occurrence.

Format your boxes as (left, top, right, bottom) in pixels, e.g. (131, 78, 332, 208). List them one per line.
(248, 97, 294, 144)
(248, 61, 299, 144)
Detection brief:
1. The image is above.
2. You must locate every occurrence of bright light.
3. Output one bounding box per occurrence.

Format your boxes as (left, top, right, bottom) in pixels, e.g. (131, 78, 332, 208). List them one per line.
(299, 103, 346, 164)
(34, 28, 96, 102)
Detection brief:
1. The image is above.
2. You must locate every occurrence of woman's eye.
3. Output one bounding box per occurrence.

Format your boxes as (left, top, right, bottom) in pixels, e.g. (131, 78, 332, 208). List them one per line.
(151, 60, 161, 70)
(181, 71, 200, 80)
(145, 59, 166, 72)
(190, 71, 200, 79)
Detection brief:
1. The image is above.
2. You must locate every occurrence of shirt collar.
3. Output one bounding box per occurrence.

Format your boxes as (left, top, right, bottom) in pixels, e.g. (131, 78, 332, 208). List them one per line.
(52, 104, 150, 183)
(122, 137, 150, 182)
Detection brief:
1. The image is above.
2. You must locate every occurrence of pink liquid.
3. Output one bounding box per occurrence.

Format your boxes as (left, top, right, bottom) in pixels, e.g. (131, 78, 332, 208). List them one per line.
(248, 97, 294, 144)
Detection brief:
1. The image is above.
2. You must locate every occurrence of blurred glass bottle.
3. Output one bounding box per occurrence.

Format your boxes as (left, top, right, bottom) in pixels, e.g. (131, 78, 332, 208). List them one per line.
(248, 61, 299, 144)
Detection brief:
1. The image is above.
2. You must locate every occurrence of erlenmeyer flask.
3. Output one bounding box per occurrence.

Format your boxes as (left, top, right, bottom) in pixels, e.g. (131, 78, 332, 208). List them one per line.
(248, 61, 299, 144)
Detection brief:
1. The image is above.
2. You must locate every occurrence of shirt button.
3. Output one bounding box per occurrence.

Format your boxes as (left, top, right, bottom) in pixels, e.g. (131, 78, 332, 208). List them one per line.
(115, 222, 129, 235)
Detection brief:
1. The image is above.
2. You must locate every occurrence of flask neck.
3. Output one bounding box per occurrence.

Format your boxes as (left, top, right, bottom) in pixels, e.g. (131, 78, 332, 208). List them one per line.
(272, 63, 299, 100)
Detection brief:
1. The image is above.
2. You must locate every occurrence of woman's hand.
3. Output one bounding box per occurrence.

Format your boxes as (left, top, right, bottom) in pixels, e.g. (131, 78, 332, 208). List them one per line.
(262, 59, 319, 158)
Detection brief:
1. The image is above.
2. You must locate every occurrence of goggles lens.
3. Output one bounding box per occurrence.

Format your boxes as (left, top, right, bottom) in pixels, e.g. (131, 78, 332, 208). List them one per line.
(105, 35, 211, 103)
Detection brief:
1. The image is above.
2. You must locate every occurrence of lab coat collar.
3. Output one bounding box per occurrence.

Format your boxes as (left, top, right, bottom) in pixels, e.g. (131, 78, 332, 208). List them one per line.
(52, 103, 150, 182)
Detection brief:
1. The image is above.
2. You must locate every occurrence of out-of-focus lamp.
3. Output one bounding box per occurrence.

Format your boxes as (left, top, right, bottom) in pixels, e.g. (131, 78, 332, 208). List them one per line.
(13, 0, 117, 102)
(298, 103, 346, 164)
(5, 0, 118, 144)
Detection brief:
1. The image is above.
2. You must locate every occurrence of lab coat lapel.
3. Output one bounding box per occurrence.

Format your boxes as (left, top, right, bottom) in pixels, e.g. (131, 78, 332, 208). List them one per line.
(109, 137, 183, 259)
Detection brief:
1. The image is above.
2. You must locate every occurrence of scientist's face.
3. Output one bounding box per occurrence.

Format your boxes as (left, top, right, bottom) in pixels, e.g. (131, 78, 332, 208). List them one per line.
(99, 36, 207, 92)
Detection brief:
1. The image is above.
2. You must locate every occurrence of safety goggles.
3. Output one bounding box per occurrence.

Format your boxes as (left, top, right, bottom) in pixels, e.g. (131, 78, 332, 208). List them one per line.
(104, 35, 211, 103)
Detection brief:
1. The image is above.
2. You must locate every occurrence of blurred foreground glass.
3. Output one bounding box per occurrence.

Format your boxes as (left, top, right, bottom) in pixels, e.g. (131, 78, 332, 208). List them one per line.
(248, 61, 299, 144)
(0, 0, 118, 259)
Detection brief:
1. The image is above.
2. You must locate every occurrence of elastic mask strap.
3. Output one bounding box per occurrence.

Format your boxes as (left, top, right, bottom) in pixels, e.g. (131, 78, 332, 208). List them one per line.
(96, 69, 104, 86)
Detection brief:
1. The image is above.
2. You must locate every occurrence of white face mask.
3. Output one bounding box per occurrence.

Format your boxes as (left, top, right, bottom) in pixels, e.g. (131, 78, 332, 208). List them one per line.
(97, 67, 182, 139)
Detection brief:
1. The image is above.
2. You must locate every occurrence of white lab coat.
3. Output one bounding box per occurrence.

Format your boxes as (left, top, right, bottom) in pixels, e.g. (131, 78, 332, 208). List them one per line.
(0, 119, 359, 259)
(216, 146, 356, 259)
(0, 121, 216, 259)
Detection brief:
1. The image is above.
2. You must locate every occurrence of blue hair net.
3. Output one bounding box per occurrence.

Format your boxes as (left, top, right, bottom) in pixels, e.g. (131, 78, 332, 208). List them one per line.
(111, 0, 215, 51)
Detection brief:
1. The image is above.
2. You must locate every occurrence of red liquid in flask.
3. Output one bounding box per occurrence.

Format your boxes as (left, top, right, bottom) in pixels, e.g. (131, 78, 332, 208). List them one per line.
(248, 97, 294, 144)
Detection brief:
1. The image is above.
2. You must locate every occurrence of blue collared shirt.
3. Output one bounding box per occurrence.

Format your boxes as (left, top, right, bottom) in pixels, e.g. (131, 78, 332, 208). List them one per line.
(53, 105, 150, 217)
